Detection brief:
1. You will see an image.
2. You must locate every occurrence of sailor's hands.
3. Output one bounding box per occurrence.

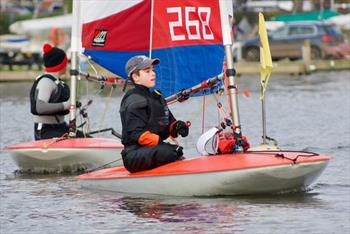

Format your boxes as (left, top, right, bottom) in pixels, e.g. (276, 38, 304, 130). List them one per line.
(170, 120, 189, 138)
(63, 100, 82, 111)
(176, 121, 189, 137)
(175, 146, 183, 157)
(238, 135, 250, 151)
(63, 100, 70, 110)
(76, 100, 82, 108)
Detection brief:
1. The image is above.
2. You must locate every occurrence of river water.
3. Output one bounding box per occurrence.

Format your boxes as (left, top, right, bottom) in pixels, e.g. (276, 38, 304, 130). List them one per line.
(0, 71, 349, 234)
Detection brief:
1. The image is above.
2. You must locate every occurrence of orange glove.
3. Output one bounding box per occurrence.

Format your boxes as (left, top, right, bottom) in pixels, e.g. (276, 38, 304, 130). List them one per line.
(138, 131, 160, 146)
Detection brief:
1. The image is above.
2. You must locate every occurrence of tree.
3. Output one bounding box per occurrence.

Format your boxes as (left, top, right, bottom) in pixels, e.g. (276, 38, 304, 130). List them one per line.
(292, 0, 304, 13)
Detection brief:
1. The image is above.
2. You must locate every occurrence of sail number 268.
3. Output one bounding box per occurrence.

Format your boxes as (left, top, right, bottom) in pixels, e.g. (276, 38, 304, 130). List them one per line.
(166, 7, 214, 41)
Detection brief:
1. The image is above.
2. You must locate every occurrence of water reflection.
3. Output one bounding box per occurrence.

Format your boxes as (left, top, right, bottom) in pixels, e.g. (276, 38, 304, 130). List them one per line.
(112, 197, 234, 223)
(97, 191, 324, 224)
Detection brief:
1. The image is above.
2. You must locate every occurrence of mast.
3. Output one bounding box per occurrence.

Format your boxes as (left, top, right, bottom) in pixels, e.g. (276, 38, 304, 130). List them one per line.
(68, 0, 82, 137)
(149, 0, 154, 58)
(261, 94, 267, 144)
(258, 12, 274, 147)
(219, 0, 241, 135)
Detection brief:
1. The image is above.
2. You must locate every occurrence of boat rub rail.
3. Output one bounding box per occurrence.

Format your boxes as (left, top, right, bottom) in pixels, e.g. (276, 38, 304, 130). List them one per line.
(77, 151, 330, 180)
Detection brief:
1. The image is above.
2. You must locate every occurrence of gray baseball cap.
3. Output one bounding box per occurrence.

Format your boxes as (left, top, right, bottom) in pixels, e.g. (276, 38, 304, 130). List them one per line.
(125, 55, 160, 77)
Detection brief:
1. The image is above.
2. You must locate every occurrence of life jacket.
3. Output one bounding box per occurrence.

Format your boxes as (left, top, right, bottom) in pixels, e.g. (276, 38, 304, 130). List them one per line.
(217, 131, 250, 153)
(120, 86, 172, 146)
(30, 74, 70, 116)
(147, 89, 171, 140)
(217, 131, 237, 154)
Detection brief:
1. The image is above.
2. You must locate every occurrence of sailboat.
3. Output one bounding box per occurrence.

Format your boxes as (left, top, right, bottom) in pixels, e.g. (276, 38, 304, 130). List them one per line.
(4, 1, 125, 173)
(76, 0, 330, 196)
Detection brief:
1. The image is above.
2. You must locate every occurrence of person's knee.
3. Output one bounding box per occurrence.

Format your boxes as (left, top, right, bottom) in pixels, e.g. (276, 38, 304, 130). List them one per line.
(122, 149, 154, 173)
(155, 144, 182, 164)
(122, 144, 184, 173)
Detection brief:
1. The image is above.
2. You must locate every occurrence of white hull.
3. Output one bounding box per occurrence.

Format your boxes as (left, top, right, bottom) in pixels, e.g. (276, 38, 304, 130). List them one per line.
(10, 147, 123, 173)
(79, 160, 328, 196)
(6, 138, 124, 173)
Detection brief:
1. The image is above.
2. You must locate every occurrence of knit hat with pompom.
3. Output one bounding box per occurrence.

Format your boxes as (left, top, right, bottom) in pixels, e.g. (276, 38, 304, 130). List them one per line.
(42, 43, 67, 72)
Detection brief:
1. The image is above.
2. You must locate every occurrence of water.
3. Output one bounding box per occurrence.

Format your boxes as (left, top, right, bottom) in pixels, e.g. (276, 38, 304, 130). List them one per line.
(1, 71, 349, 234)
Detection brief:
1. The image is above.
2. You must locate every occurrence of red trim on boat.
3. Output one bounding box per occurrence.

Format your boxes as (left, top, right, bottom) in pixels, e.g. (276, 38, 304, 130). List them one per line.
(77, 152, 330, 180)
(5, 138, 124, 149)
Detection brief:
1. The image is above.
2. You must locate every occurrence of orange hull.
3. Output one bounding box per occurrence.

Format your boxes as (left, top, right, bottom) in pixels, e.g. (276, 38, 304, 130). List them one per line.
(77, 151, 330, 196)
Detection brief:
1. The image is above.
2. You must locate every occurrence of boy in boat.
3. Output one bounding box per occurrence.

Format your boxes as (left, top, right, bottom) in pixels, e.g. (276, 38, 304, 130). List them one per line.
(120, 55, 189, 173)
(30, 43, 70, 140)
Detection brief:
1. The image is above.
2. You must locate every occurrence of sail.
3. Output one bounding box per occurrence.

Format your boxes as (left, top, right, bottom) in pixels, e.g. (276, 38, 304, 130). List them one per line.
(259, 12, 273, 100)
(80, 0, 226, 96)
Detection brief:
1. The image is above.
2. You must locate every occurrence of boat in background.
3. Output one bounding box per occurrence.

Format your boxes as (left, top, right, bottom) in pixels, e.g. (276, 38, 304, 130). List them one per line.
(4, 1, 125, 173)
(75, 0, 330, 196)
(5, 138, 123, 173)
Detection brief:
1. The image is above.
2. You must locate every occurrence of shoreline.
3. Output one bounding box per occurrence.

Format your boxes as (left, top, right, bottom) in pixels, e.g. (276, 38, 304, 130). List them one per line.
(1, 59, 349, 81)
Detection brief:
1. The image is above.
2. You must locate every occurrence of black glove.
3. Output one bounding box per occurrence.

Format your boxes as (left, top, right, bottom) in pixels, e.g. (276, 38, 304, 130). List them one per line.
(174, 120, 189, 137)
(76, 101, 82, 108)
(175, 146, 184, 157)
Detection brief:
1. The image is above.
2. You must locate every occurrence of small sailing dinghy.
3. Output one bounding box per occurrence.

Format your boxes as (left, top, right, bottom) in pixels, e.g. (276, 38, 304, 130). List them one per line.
(77, 152, 329, 196)
(76, 0, 330, 196)
(6, 138, 123, 173)
(4, 0, 125, 173)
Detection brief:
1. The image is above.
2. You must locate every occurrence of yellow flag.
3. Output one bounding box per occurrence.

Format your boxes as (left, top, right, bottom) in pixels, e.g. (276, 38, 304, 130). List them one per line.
(259, 12, 273, 100)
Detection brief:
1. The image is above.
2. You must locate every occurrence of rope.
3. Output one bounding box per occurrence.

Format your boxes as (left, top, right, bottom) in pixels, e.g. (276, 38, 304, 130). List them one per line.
(42, 133, 69, 148)
(169, 136, 179, 147)
(87, 58, 99, 78)
(98, 85, 115, 134)
(78, 59, 118, 137)
(85, 157, 123, 173)
(77, 76, 91, 135)
(208, 90, 233, 130)
(201, 92, 206, 134)
(244, 150, 320, 164)
(211, 91, 230, 121)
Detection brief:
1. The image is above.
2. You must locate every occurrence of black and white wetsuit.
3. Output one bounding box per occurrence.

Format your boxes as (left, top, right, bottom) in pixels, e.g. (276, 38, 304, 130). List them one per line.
(30, 73, 70, 140)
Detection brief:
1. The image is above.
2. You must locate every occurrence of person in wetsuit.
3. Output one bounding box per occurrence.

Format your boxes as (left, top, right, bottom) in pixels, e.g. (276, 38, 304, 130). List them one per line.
(30, 43, 70, 140)
(120, 55, 189, 173)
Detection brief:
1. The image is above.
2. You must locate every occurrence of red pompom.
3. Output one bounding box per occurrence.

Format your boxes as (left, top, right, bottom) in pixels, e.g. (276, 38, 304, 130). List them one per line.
(43, 43, 52, 54)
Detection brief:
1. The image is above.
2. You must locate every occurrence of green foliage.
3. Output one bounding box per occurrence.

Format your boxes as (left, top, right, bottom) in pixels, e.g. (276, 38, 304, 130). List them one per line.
(234, 11, 286, 26)
(64, 0, 73, 13)
(0, 0, 72, 34)
(0, 13, 32, 34)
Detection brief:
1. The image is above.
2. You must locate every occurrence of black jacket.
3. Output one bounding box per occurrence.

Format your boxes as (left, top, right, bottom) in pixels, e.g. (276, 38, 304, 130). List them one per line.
(120, 85, 176, 147)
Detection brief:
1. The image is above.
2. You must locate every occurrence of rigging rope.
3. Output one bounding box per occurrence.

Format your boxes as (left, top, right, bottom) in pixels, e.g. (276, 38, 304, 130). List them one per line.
(85, 157, 123, 173)
(42, 133, 69, 148)
(98, 85, 115, 133)
(201, 91, 206, 134)
(244, 150, 320, 164)
(77, 56, 121, 137)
